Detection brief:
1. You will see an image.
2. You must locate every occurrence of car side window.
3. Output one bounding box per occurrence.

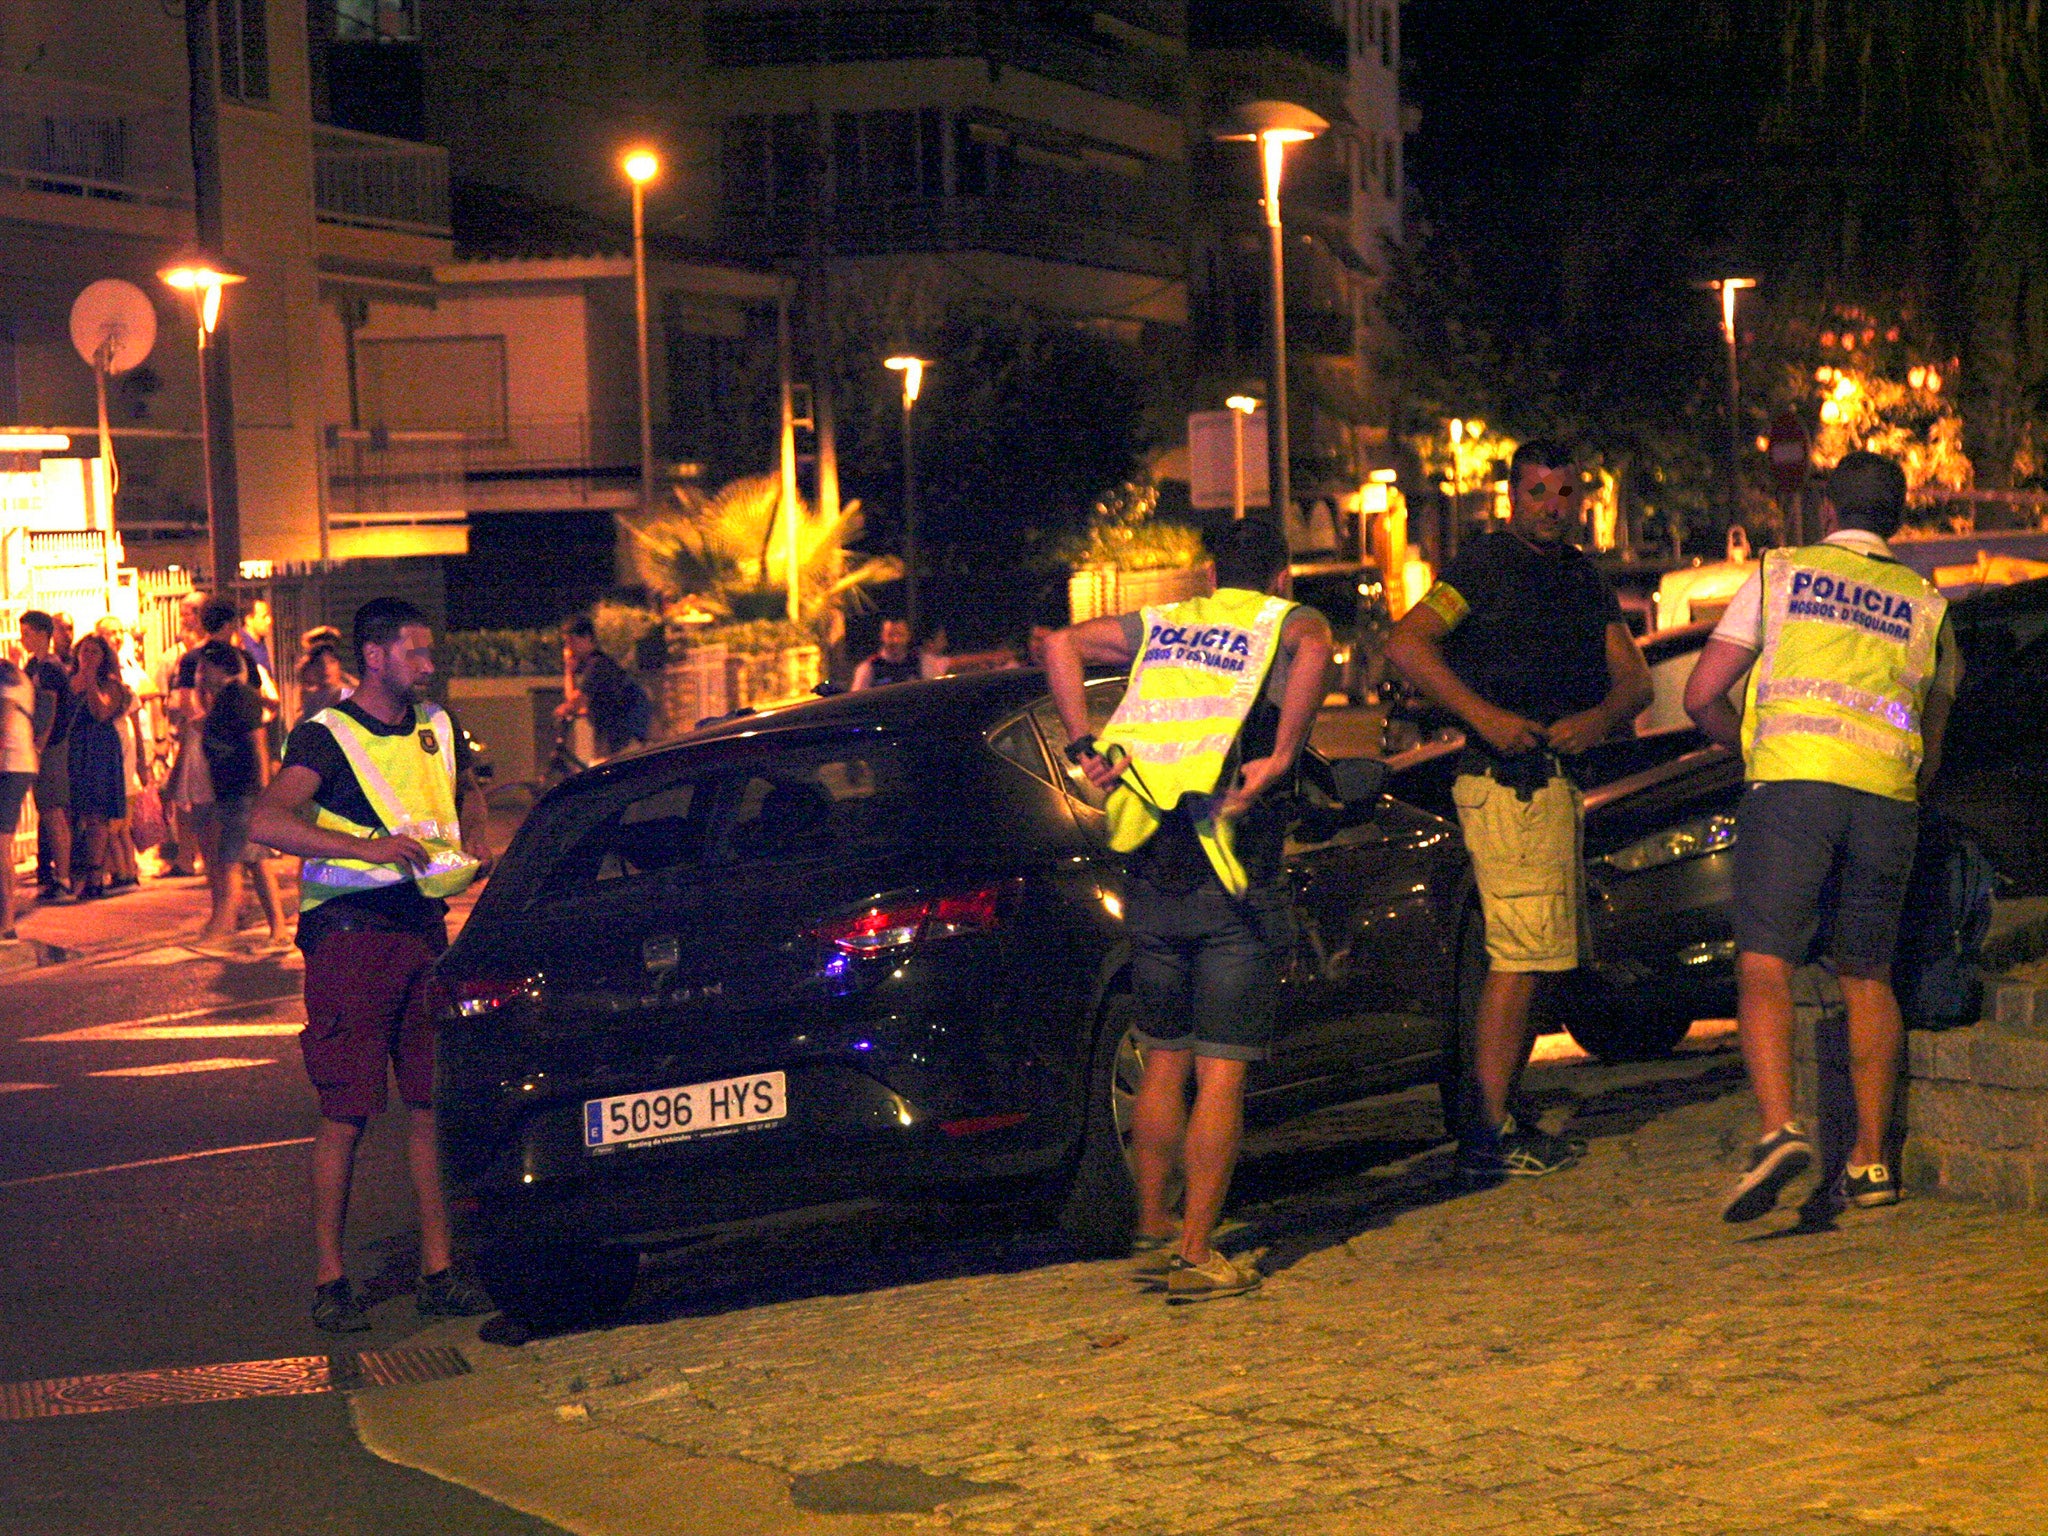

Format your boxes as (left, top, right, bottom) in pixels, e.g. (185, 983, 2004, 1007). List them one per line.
(986, 711, 1056, 787)
(1030, 678, 1127, 812)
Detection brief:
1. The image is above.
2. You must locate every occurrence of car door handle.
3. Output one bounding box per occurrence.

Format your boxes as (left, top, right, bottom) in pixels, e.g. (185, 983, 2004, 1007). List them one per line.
(642, 935, 680, 972)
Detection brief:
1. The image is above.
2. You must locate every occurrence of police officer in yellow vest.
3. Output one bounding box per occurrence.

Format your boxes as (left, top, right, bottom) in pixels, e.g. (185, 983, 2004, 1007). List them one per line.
(1046, 520, 1333, 1302)
(250, 598, 496, 1331)
(1686, 451, 1960, 1222)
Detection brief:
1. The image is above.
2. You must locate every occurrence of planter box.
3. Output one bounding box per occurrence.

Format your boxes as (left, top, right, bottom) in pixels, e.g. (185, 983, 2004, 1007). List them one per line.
(722, 644, 821, 713)
(660, 645, 728, 734)
(1067, 562, 1213, 622)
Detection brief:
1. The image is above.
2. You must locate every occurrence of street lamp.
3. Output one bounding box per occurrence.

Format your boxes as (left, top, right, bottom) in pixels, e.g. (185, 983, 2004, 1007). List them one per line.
(884, 355, 930, 636)
(623, 149, 660, 518)
(159, 256, 244, 585)
(1218, 100, 1327, 532)
(1225, 394, 1260, 521)
(1701, 276, 1756, 519)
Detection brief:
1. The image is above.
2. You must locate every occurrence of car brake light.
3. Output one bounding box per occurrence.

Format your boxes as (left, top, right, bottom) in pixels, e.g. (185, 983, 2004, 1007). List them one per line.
(452, 976, 531, 1018)
(816, 885, 1008, 956)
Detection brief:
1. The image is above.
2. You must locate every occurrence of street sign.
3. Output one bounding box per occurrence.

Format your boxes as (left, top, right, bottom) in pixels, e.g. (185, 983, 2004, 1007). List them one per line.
(1767, 407, 1809, 501)
(1188, 409, 1268, 511)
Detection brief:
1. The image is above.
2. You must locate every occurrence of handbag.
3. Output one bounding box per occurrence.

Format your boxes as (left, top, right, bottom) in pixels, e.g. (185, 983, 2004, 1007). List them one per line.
(127, 783, 168, 851)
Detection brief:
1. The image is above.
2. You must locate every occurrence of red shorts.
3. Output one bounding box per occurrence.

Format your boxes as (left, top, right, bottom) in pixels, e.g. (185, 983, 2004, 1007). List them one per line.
(300, 923, 449, 1119)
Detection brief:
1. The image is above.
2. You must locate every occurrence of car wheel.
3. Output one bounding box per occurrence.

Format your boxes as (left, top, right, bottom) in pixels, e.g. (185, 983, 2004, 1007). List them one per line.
(1054, 992, 1154, 1257)
(475, 1242, 640, 1333)
(1563, 1007, 1692, 1063)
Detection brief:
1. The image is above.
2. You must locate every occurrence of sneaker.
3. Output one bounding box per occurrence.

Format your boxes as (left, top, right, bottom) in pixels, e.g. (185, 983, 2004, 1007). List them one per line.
(1841, 1162, 1899, 1208)
(1128, 1226, 1181, 1282)
(1164, 1250, 1262, 1304)
(312, 1277, 372, 1334)
(1458, 1114, 1580, 1184)
(416, 1266, 494, 1318)
(1721, 1123, 1816, 1223)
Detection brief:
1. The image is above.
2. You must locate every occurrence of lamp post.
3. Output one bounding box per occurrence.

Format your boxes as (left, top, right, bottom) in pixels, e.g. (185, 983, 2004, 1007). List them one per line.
(1224, 394, 1259, 521)
(1218, 100, 1326, 532)
(159, 257, 243, 585)
(1702, 276, 1756, 522)
(623, 149, 660, 519)
(884, 355, 930, 636)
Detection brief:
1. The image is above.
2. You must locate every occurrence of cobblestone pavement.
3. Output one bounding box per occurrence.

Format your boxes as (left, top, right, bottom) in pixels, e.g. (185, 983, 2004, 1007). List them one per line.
(403, 1037, 2048, 1536)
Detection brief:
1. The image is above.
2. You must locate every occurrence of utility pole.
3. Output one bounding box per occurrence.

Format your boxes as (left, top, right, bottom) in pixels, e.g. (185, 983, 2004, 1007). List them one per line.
(182, 0, 241, 583)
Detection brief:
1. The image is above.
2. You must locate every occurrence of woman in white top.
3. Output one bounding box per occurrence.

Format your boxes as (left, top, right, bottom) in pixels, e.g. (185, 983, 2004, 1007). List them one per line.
(0, 645, 37, 938)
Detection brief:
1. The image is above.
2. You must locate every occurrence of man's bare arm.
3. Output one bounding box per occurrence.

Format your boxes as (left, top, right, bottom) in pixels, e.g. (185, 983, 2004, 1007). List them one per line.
(1217, 608, 1333, 820)
(1384, 604, 1542, 755)
(1547, 622, 1655, 755)
(1683, 637, 1759, 751)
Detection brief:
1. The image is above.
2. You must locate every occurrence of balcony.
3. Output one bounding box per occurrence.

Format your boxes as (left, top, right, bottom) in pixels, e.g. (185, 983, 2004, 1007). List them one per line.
(722, 195, 1185, 278)
(323, 427, 467, 557)
(313, 124, 450, 236)
(0, 79, 185, 207)
(705, 2, 1183, 114)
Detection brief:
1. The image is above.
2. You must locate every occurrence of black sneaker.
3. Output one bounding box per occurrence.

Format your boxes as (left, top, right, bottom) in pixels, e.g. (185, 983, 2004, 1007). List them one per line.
(312, 1277, 371, 1333)
(1840, 1162, 1898, 1208)
(1499, 1117, 1584, 1175)
(1721, 1123, 1816, 1222)
(416, 1266, 494, 1319)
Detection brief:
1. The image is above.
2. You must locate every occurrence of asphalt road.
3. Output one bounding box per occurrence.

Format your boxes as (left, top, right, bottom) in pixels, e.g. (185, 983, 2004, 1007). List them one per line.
(0, 939, 563, 1536)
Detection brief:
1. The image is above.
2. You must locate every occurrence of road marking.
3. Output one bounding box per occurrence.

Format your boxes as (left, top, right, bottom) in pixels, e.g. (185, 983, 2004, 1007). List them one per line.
(87, 1057, 276, 1079)
(0, 1136, 314, 1191)
(25, 995, 303, 1042)
(0, 1347, 471, 1420)
(94, 943, 302, 969)
(0, 1082, 54, 1094)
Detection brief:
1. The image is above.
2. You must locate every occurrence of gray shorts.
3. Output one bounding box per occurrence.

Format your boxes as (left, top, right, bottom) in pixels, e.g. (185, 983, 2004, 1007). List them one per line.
(1733, 780, 1919, 974)
(198, 795, 261, 866)
(1127, 875, 1289, 1062)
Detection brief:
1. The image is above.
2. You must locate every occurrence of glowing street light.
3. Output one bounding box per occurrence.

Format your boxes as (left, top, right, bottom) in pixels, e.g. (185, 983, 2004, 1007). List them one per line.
(1218, 100, 1327, 530)
(1700, 276, 1757, 516)
(885, 355, 933, 635)
(621, 148, 661, 520)
(1225, 393, 1260, 521)
(159, 256, 244, 584)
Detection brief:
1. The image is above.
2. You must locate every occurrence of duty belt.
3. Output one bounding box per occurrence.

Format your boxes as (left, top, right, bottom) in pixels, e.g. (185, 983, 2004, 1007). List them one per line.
(1457, 745, 1570, 802)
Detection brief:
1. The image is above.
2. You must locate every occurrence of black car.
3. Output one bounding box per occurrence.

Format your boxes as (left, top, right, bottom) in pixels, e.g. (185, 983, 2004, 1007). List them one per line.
(438, 671, 1741, 1327)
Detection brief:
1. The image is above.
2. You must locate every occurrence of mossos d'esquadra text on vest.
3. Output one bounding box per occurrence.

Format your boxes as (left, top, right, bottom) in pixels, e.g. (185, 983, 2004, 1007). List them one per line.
(1140, 622, 1258, 675)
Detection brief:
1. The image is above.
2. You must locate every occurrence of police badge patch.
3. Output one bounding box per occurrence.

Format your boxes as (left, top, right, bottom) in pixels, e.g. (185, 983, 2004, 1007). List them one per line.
(419, 728, 439, 755)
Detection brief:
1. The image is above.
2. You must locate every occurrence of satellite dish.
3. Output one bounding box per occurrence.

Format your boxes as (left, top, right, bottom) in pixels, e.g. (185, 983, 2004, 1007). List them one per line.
(70, 279, 157, 375)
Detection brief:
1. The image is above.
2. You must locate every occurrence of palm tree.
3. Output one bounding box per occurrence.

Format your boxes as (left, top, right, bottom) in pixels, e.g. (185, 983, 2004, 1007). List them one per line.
(623, 473, 899, 626)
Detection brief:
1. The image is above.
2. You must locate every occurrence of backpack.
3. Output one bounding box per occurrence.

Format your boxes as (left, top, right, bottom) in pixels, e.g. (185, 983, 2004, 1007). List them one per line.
(1892, 812, 1997, 1027)
(621, 674, 656, 744)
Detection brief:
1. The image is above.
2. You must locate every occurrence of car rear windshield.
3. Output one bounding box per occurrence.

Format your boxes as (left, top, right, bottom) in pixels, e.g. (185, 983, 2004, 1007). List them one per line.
(506, 735, 925, 907)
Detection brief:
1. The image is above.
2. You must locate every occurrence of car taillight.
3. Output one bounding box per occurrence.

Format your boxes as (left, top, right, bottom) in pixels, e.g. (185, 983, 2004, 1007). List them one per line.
(451, 976, 532, 1018)
(815, 884, 1008, 956)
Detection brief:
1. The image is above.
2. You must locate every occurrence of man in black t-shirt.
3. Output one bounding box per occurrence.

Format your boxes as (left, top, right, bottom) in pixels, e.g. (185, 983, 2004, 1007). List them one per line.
(1388, 441, 1652, 1186)
(555, 616, 647, 760)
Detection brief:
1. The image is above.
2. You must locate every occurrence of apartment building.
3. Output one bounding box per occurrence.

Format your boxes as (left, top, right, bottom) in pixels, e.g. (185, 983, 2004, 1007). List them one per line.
(422, 1, 1406, 509)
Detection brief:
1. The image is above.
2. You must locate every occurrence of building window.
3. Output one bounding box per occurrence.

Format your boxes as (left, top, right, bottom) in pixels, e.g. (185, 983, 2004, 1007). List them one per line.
(218, 0, 270, 102)
(823, 110, 944, 204)
(333, 0, 418, 42)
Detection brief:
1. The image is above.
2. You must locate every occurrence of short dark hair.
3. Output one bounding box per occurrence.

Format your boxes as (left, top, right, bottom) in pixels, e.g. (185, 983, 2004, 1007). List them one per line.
(1509, 439, 1576, 487)
(1210, 517, 1292, 592)
(562, 615, 597, 641)
(1826, 450, 1907, 538)
(353, 597, 428, 669)
(19, 609, 52, 638)
(199, 597, 239, 634)
(197, 638, 245, 679)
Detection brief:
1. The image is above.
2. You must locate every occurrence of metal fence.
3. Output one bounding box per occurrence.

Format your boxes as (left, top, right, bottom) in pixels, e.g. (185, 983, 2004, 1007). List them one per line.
(312, 123, 451, 235)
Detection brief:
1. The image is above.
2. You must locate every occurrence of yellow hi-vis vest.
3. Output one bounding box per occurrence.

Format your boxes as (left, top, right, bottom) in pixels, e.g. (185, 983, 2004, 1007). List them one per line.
(1742, 543, 1947, 802)
(1100, 588, 1295, 896)
(298, 700, 480, 911)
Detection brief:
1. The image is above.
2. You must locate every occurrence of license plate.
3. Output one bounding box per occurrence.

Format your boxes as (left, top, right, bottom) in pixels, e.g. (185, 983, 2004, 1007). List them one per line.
(583, 1071, 787, 1153)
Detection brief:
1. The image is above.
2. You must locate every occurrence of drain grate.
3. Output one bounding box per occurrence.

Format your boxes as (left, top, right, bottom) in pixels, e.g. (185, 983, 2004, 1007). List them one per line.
(0, 1346, 470, 1421)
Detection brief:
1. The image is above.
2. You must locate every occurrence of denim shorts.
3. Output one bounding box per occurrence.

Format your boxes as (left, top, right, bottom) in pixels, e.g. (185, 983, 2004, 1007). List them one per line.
(1127, 874, 1290, 1062)
(1733, 780, 1919, 974)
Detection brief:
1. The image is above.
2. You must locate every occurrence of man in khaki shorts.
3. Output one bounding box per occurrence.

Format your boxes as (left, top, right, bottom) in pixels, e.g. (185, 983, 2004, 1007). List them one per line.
(1388, 440, 1652, 1184)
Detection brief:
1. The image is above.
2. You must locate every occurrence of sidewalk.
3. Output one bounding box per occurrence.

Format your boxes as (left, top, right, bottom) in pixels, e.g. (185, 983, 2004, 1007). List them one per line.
(351, 1041, 2048, 1536)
